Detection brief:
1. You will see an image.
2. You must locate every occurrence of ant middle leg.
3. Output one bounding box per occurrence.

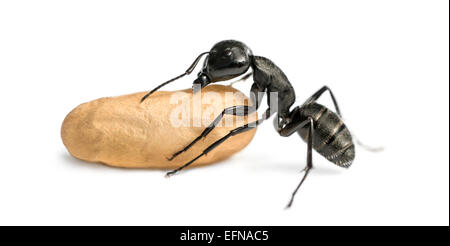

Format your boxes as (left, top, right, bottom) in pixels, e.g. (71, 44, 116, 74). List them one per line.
(168, 105, 257, 161)
(166, 110, 271, 176)
(168, 83, 265, 161)
(272, 112, 315, 208)
(285, 117, 315, 208)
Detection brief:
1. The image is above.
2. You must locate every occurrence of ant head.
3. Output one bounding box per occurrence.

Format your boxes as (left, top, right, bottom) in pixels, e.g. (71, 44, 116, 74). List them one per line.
(194, 40, 252, 90)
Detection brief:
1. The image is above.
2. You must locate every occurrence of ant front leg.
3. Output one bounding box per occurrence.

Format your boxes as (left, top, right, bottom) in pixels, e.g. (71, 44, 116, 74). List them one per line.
(228, 72, 252, 87)
(167, 82, 265, 161)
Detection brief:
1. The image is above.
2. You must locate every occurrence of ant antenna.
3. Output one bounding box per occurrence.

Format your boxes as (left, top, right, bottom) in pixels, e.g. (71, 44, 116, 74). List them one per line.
(140, 51, 209, 103)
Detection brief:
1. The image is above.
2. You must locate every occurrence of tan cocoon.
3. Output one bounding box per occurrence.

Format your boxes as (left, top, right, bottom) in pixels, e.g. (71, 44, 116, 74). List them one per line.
(61, 85, 257, 169)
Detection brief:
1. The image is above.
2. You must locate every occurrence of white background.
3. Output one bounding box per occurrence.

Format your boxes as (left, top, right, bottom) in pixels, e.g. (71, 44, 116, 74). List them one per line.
(0, 0, 448, 225)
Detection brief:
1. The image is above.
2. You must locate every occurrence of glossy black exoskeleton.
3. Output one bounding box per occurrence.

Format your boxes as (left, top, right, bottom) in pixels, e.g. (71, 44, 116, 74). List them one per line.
(141, 40, 362, 208)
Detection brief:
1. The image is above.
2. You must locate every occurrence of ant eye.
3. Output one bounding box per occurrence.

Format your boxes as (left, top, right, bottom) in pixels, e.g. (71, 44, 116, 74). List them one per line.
(220, 48, 233, 60)
(222, 48, 232, 57)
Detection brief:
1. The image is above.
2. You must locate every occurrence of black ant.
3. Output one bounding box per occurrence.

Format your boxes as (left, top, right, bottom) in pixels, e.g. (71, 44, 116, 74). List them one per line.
(141, 40, 375, 208)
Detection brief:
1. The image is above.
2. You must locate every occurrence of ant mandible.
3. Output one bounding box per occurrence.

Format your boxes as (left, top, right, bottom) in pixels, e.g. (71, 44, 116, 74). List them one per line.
(142, 40, 358, 208)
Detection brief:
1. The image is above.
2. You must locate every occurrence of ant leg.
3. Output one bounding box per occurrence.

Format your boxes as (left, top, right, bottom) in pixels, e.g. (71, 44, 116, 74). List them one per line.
(228, 72, 252, 87)
(304, 87, 383, 152)
(303, 86, 342, 116)
(167, 105, 257, 161)
(166, 112, 270, 177)
(141, 52, 209, 102)
(286, 117, 314, 209)
(168, 83, 265, 161)
(352, 134, 384, 152)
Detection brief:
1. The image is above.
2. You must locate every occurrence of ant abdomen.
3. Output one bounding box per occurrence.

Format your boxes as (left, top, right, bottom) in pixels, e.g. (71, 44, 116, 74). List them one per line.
(298, 103, 355, 167)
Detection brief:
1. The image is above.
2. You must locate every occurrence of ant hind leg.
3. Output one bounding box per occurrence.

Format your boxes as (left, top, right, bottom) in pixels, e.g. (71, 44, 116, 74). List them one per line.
(352, 134, 384, 152)
(303, 86, 342, 117)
